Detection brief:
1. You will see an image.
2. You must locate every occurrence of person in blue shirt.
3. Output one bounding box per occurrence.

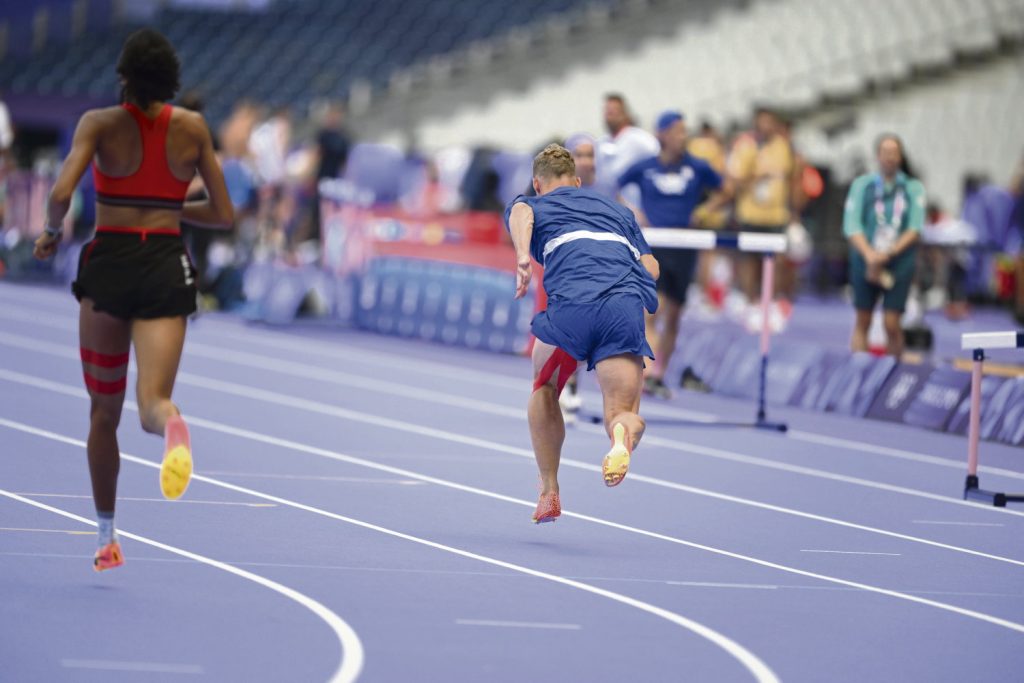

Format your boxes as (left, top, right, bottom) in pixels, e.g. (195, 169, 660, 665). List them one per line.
(618, 110, 729, 398)
(506, 144, 660, 523)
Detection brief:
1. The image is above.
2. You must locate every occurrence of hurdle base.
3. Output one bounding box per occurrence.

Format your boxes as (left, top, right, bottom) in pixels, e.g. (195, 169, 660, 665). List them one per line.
(755, 420, 788, 433)
(964, 475, 1024, 508)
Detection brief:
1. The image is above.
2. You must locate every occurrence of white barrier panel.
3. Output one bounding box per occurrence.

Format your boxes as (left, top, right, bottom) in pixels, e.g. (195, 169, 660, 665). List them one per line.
(641, 228, 787, 254)
(961, 331, 1024, 350)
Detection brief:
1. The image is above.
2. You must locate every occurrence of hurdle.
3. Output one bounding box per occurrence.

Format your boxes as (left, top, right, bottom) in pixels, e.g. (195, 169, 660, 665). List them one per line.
(961, 330, 1024, 507)
(588, 228, 789, 432)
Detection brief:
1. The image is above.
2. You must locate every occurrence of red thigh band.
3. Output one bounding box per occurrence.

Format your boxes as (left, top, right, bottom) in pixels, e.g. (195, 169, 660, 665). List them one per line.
(84, 373, 127, 395)
(81, 348, 130, 368)
(533, 348, 578, 396)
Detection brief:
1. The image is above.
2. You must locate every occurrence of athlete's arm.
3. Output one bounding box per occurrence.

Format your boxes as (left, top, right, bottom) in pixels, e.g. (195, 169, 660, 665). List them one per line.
(509, 202, 534, 299)
(640, 253, 660, 281)
(34, 112, 101, 259)
(181, 115, 233, 228)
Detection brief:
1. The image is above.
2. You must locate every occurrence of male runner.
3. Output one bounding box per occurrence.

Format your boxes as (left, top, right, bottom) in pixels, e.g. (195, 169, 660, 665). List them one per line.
(506, 144, 659, 523)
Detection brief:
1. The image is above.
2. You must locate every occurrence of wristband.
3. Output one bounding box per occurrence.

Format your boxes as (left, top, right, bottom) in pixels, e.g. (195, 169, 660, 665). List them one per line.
(44, 224, 63, 239)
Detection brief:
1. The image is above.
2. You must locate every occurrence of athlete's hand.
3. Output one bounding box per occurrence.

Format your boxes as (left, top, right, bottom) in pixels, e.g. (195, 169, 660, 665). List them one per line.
(33, 232, 60, 260)
(514, 257, 532, 299)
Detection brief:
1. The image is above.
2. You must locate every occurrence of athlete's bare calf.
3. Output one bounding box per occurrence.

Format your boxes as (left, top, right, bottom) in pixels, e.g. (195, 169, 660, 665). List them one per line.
(529, 341, 646, 498)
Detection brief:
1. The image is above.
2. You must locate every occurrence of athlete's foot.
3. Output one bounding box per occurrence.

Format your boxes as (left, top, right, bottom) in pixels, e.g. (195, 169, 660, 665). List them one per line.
(532, 491, 561, 524)
(680, 366, 711, 393)
(602, 423, 631, 487)
(161, 415, 193, 500)
(643, 376, 672, 400)
(93, 542, 124, 572)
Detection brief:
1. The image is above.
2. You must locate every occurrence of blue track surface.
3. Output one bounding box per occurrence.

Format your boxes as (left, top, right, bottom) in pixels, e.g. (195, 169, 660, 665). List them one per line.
(1, 281, 1022, 682)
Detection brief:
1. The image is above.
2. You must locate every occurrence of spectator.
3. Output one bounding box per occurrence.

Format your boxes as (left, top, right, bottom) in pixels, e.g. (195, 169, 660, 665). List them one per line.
(311, 102, 352, 241)
(687, 121, 730, 310)
(249, 105, 291, 187)
(0, 91, 12, 158)
(843, 134, 925, 357)
(617, 110, 729, 398)
(566, 133, 596, 188)
(727, 107, 796, 319)
(1012, 153, 1024, 324)
(595, 93, 659, 206)
(0, 91, 13, 224)
(316, 101, 351, 181)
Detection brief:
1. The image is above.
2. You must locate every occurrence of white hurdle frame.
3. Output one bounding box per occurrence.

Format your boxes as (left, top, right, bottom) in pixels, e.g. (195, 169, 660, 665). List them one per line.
(640, 228, 788, 432)
(960, 330, 1024, 507)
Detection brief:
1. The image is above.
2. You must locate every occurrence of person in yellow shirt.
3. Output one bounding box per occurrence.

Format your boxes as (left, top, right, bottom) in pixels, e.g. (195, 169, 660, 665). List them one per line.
(728, 108, 796, 312)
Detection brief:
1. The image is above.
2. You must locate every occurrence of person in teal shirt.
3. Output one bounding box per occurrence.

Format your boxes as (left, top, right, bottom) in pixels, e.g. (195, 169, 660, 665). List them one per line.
(843, 134, 926, 356)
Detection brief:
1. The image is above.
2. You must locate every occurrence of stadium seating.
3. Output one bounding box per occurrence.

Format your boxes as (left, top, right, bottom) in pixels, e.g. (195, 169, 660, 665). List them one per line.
(0, 0, 606, 125)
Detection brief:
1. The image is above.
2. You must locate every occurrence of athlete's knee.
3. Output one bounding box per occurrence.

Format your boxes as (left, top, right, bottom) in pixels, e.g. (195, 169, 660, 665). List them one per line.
(533, 348, 578, 397)
(89, 401, 122, 433)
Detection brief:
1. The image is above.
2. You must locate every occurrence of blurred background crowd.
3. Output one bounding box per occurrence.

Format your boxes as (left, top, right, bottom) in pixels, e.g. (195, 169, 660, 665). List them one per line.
(0, 0, 1022, 330)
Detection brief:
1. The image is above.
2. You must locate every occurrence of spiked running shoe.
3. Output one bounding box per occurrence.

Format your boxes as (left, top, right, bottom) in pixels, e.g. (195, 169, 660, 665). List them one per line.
(532, 492, 561, 524)
(161, 415, 193, 500)
(93, 542, 124, 572)
(602, 423, 631, 487)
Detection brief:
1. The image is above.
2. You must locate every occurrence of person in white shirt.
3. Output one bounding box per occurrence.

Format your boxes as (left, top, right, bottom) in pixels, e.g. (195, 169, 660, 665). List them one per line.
(594, 93, 659, 207)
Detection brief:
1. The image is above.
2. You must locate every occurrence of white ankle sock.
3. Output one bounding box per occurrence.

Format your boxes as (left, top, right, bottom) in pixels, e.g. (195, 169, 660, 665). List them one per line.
(97, 511, 116, 547)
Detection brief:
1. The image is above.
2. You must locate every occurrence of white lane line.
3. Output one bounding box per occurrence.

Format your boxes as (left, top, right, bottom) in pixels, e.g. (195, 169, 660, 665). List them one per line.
(0, 527, 92, 535)
(200, 472, 426, 485)
(16, 492, 275, 507)
(2, 294, 1023, 484)
(455, 619, 582, 630)
(787, 430, 1024, 483)
(1, 490, 364, 683)
(666, 581, 779, 590)
(2, 368, 1024, 577)
(61, 659, 203, 674)
(0, 421, 780, 683)
(913, 520, 1006, 527)
(800, 550, 902, 556)
(3, 370, 1024, 575)
(8, 551, 1024, 601)
(4, 327, 1024, 525)
(5, 419, 1024, 642)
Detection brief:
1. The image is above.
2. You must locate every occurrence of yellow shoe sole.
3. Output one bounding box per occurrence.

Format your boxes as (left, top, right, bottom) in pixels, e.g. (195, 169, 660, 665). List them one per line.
(602, 423, 631, 487)
(160, 444, 192, 500)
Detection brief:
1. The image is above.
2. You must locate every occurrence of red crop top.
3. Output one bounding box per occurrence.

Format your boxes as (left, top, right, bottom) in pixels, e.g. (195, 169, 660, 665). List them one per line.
(93, 103, 191, 210)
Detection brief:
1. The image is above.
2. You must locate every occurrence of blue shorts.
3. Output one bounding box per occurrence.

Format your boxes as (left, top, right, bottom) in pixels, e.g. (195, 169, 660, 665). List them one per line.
(531, 293, 653, 371)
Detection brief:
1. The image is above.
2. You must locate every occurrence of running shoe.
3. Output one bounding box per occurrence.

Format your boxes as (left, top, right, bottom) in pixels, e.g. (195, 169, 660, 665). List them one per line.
(602, 423, 631, 487)
(532, 492, 561, 524)
(93, 542, 124, 572)
(559, 386, 583, 414)
(161, 415, 193, 500)
(643, 376, 672, 400)
(679, 366, 711, 393)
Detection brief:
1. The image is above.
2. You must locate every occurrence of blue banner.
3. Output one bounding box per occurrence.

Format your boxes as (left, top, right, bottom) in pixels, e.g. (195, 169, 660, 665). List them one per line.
(902, 366, 972, 431)
(825, 353, 898, 416)
(945, 375, 1007, 436)
(864, 362, 934, 423)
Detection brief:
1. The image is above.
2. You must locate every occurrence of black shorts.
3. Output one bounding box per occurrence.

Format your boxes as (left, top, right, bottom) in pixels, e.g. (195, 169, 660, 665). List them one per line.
(651, 247, 697, 305)
(72, 229, 198, 320)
